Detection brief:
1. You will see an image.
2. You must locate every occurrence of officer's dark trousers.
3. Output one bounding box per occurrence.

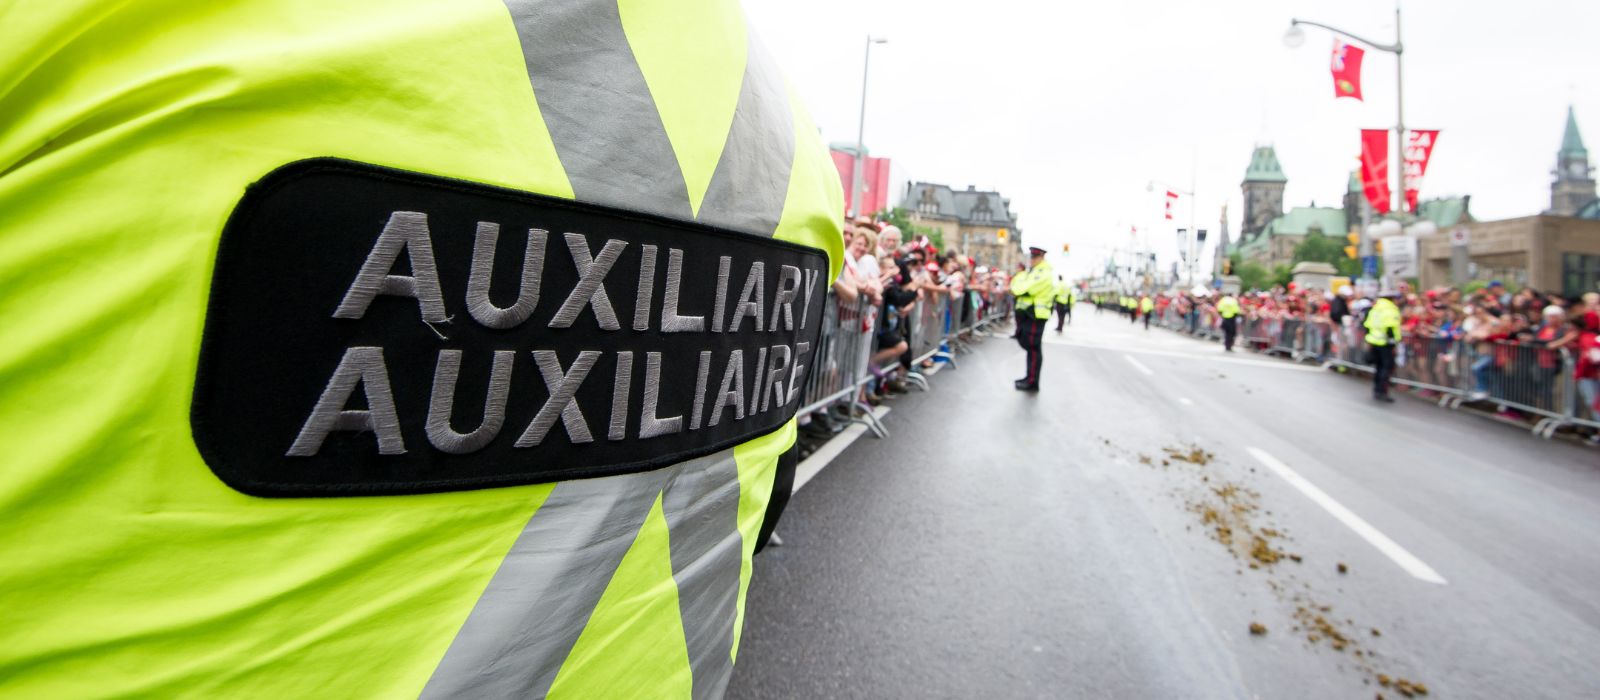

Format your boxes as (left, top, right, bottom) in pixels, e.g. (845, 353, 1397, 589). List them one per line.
(1017, 315, 1043, 385)
(1143, 311, 1151, 330)
(1054, 304, 1068, 331)
(1370, 344, 1395, 397)
(1221, 317, 1237, 350)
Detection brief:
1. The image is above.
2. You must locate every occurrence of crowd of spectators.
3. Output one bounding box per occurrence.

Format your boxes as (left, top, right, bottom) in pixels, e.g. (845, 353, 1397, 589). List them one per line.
(799, 216, 1017, 456)
(1138, 280, 1600, 430)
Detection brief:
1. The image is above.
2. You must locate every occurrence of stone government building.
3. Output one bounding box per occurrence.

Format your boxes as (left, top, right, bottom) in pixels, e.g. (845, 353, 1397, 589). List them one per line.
(1418, 107, 1600, 296)
(899, 182, 1026, 271)
(1228, 144, 1468, 272)
(1227, 107, 1600, 297)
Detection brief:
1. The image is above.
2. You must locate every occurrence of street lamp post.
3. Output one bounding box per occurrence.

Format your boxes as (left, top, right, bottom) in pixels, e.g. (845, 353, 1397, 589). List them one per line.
(1284, 4, 1405, 283)
(850, 36, 889, 219)
(1148, 178, 1198, 288)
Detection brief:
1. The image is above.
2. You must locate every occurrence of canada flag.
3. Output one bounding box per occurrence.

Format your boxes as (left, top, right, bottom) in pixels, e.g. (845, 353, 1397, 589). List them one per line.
(1331, 39, 1364, 101)
(1164, 190, 1178, 220)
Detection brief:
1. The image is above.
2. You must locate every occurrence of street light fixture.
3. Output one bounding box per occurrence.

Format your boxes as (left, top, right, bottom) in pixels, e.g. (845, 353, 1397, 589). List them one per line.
(1282, 24, 1306, 49)
(849, 35, 889, 219)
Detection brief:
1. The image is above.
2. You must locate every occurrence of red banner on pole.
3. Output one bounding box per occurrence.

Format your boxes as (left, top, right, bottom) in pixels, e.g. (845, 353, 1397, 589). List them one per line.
(1164, 190, 1178, 220)
(1330, 40, 1365, 100)
(1359, 129, 1391, 214)
(1403, 130, 1439, 213)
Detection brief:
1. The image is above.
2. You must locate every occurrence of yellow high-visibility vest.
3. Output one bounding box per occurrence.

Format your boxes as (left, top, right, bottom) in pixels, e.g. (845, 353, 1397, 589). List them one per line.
(1010, 260, 1056, 319)
(0, 2, 842, 696)
(1365, 298, 1403, 346)
(1217, 295, 1241, 319)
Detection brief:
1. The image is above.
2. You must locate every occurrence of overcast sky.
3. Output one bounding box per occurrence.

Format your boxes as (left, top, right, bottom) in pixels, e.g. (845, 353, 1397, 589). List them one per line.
(745, 0, 1600, 279)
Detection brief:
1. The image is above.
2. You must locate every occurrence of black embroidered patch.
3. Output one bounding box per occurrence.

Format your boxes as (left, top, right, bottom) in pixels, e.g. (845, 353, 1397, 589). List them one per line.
(193, 159, 829, 497)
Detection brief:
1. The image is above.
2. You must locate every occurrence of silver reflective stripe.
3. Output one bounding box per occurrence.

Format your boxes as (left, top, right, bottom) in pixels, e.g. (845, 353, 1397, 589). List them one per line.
(695, 36, 795, 238)
(418, 466, 678, 699)
(426, 3, 803, 695)
(500, 0, 692, 222)
(659, 452, 745, 700)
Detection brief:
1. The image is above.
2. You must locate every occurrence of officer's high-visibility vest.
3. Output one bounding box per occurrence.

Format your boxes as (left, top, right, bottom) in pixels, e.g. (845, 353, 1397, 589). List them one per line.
(1010, 260, 1055, 319)
(1365, 298, 1403, 346)
(0, 2, 842, 697)
(1140, 297, 1154, 313)
(1217, 296, 1241, 319)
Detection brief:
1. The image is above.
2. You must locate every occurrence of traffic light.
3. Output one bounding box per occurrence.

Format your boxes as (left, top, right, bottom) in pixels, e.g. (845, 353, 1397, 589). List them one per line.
(1222, 259, 1232, 275)
(1374, 239, 1384, 254)
(1345, 246, 1358, 259)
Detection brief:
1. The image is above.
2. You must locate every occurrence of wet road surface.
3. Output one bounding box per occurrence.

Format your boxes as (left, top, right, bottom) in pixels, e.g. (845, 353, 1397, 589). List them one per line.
(729, 307, 1600, 699)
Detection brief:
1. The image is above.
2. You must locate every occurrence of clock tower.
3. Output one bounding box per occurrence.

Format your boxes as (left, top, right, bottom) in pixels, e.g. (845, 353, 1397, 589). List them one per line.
(1552, 106, 1596, 216)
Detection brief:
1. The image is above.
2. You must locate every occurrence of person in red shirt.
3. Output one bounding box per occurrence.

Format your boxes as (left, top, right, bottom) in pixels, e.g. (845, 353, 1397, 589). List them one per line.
(1574, 312, 1600, 429)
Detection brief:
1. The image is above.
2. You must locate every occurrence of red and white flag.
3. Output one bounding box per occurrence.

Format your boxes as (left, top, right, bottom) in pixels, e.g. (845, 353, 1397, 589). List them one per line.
(1403, 130, 1439, 213)
(1359, 129, 1391, 214)
(1164, 190, 1178, 220)
(1330, 40, 1365, 100)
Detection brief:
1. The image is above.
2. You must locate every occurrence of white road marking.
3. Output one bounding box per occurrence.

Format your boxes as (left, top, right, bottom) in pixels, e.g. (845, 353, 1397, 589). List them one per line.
(1246, 447, 1448, 585)
(1124, 355, 1155, 376)
(794, 406, 891, 492)
(1177, 397, 1194, 406)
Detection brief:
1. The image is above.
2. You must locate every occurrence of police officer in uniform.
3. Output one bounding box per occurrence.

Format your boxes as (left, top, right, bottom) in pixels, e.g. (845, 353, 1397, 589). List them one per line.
(1, 2, 842, 697)
(1140, 294, 1155, 330)
(1011, 246, 1054, 391)
(1365, 288, 1404, 402)
(1217, 292, 1242, 352)
(1054, 275, 1074, 332)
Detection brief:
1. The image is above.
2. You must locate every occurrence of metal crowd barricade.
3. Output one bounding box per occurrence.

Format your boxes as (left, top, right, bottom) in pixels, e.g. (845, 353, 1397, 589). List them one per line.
(1301, 320, 1332, 364)
(1240, 316, 1271, 348)
(1567, 366, 1600, 433)
(794, 292, 888, 438)
(1388, 336, 1467, 403)
(1151, 308, 1598, 441)
(1457, 342, 1573, 436)
(1270, 319, 1302, 357)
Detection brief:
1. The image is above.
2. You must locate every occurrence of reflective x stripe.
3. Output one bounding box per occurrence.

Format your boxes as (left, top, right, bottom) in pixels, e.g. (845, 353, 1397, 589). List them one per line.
(695, 35, 793, 238)
(419, 467, 676, 699)
(501, 0, 692, 222)
(423, 2, 799, 696)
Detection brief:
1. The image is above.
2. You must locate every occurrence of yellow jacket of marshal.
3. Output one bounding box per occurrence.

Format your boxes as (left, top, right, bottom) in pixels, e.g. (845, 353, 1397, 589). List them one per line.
(1010, 260, 1056, 319)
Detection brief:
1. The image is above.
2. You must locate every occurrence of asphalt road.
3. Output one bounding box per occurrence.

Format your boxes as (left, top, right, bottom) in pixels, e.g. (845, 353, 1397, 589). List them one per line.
(728, 305, 1600, 699)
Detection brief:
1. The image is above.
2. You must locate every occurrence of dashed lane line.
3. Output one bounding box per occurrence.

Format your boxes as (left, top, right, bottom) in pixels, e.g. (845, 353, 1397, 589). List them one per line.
(1124, 355, 1156, 376)
(1247, 446, 1448, 585)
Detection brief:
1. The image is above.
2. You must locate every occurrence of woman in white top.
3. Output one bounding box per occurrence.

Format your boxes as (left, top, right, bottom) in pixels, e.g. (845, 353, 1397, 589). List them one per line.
(850, 226, 883, 305)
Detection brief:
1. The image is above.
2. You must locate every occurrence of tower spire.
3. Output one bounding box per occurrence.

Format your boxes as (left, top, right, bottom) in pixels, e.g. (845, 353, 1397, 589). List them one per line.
(1561, 105, 1587, 158)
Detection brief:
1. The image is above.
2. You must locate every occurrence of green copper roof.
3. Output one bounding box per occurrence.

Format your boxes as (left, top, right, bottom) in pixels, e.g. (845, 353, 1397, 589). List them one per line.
(1417, 197, 1471, 228)
(1262, 207, 1347, 237)
(1562, 106, 1587, 158)
(1243, 145, 1288, 184)
(1348, 169, 1363, 194)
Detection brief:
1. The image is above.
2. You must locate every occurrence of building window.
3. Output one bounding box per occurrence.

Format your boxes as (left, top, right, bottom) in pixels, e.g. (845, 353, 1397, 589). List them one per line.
(1562, 253, 1600, 297)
